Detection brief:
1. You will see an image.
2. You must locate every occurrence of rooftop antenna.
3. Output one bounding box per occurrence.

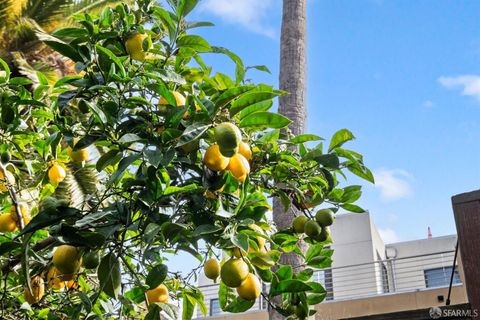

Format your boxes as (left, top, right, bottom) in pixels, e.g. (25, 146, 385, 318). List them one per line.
(428, 226, 432, 239)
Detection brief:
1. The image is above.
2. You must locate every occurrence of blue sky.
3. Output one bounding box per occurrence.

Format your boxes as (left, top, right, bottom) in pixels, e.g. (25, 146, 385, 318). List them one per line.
(186, 0, 480, 245)
(165, 0, 480, 275)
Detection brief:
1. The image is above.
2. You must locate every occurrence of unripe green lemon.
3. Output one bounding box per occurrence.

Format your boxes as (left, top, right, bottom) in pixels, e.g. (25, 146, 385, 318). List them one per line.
(315, 208, 334, 227)
(304, 220, 322, 239)
(292, 215, 308, 233)
(1, 151, 11, 164)
(220, 258, 249, 288)
(83, 251, 100, 269)
(314, 226, 330, 242)
(214, 122, 242, 155)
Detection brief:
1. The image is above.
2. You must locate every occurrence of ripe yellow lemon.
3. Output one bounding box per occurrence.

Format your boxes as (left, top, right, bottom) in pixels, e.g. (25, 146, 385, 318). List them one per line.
(204, 258, 220, 281)
(52, 245, 82, 279)
(146, 284, 169, 304)
(68, 147, 88, 162)
(47, 267, 65, 290)
(159, 91, 186, 108)
(10, 203, 31, 228)
(236, 273, 261, 300)
(125, 32, 146, 61)
(226, 154, 250, 182)
(214, 123, 242, 157)
(203, 144, 230, 171)
(238, 142, 252, 160)
(220, 258, 249, 288)
(0, 213, 17, 232)
(0, 169, 15, 192)
(24, 276, 45, 305)
(48, 163, 66, 184)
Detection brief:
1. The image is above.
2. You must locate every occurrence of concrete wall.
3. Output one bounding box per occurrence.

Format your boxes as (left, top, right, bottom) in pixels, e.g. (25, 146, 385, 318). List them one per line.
(329, 212, 382, 299)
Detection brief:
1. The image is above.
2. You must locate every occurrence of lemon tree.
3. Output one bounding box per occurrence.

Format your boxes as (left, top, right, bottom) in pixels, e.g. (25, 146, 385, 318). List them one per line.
(0, 0, 373, 319)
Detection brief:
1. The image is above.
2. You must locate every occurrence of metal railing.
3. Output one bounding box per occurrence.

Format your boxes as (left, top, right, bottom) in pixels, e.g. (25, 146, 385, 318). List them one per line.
(196, 250, 460, 318)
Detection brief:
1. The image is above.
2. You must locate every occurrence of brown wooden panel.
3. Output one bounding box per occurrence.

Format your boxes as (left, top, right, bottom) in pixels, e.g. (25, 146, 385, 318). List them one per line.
(452, 190, 480, 315)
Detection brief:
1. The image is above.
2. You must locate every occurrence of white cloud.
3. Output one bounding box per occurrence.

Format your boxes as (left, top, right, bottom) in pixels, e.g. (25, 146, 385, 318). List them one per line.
(198, 0, 276, 38)
(374, 169, 413, 201)
(378, 228, 401, 244)
(422, 100, 434, 108)
(438, 75, 480, 101)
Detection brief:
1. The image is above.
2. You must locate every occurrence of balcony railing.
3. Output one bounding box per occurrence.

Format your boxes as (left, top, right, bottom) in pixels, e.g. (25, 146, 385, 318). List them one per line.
(195, 250, 460, 318)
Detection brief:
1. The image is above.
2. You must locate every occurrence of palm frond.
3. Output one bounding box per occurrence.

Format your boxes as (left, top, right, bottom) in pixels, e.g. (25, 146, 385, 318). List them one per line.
(0, 0, 27, 29)
(22, 0, 75, 29)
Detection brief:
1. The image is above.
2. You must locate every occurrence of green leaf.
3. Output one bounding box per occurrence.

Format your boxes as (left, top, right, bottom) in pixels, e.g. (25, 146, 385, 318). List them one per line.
(238, 100, 272, 120)
(340, 203, 365, 213)
(9, 77, 32, 85)
(187, 21, 215, 29)
(108, 154, 141, 185)
(176, 35, 211, 52)
(53, 28, 89, 38)
(44, 40, 83, 62)
(145, 304, 162, 320)
(239, 112, 291, 129)
(215, 85, 254, 109)
(219, 282, 255, 313)
(0, 241, 22, 256)
(97, 252, 121, 299)
(270, 279, 313, 296)
(163, 184, 198, 196)
(95, 44, 126, 77)
(231, 233, 249, 252)
(247, 65, 271, 74)
(230, 91, 279, 116)
(125, 287, 146, 303)
(211, 46, 244, 83)
(328, 129, 355, 152)
(290, 134, 323, 144)
(347, 162, 375, 184)
(176, 123, 210, 147)
(177, 0, 200, 17)
(0, 57, 10, 82)
(146, 264, 168, 289)
(18, 207, 80, 237)
(96, 150, 121, 172)
(182, 294, 196, 319)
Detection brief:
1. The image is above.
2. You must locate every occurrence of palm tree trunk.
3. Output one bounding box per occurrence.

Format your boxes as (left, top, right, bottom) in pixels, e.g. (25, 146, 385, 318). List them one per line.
(269, 0, 307, 319)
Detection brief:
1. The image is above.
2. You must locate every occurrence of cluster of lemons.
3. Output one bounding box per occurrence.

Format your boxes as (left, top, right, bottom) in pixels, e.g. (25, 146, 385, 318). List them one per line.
(202, 224, 268, 301)
(0, 142, 90, 304)
(23, 245, 96, 304)
(292, 208, 335, 242)
(203, 122, 252, 183)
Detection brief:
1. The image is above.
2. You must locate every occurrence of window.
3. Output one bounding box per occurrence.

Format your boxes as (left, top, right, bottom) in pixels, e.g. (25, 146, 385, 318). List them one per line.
(316, 269, 333, 301)
(424, 266, 461, 288)
(210, 298, 222, 316)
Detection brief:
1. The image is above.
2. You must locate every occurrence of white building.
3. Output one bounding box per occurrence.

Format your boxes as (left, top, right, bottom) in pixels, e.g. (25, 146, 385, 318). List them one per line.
(195, 212, 465, 319)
